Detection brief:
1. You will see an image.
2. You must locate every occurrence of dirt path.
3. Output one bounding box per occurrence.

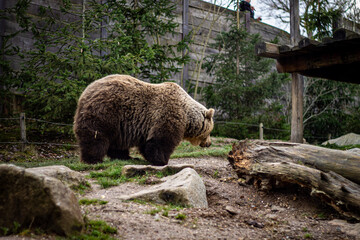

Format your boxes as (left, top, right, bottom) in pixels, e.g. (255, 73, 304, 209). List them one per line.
(79, 156, 356, 240)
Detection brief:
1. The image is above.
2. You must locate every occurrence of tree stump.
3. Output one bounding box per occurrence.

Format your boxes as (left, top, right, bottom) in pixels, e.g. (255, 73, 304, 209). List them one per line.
(228, 140, 360, 220)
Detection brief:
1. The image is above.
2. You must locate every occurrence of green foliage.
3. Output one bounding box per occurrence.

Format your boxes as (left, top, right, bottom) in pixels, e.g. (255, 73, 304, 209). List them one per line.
(303, 0, 343, 40)
(71, 182, 92, 195)
(301, 0, 357, 40)
(321, 143, 360, 150)
(202, 24, 290, 139)
(303, 78, 360, 143)
(2, 0, 190, 122)
(175, 213, 187, 220)
(0, 221, 27, 237)
(145, 203, 186, 217)
(66, 220, 117, 240)
(171, 141, 232, 158)
(79, 198, 108, 205)
(303, 233, 313, 239)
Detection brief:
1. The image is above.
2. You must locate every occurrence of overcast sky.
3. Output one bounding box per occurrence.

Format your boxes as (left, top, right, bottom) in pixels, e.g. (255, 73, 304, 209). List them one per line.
(205, 0, 360, 34)
(252, 0, 360, 33)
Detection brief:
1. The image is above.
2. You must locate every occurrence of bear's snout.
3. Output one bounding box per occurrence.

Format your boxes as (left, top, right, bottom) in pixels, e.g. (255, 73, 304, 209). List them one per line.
(200, 136, 211, 148)
(200, 141, 211, 147)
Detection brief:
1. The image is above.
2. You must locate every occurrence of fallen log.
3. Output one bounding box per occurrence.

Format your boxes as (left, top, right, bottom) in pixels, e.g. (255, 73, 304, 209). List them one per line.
(228, 140, 360, 220)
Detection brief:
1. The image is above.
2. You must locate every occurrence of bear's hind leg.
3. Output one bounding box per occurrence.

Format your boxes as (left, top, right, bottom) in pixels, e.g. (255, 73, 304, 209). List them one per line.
(140, 138, 176, 166)
(107, 148, 131, 160)
(79, 139, 109, 164)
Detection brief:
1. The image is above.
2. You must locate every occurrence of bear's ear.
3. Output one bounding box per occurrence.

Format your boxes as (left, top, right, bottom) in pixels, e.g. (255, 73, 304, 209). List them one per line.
(205, 108, 214, 119)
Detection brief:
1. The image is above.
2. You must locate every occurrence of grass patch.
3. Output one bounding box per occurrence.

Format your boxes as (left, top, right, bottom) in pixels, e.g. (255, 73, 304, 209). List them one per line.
(0, 218, 117, 240)
(3, 138, 232, 189)
(84, 140, 231, 189)
(303, 233, 313, 239)
(65, 220, 117, 240)
(175, 213, 187, 220)
(71, 182, 92, 195)
(321, 143, 360, 150)
(171, 141, 231, 158)
(0, 221, 21, 236)
(79, 198, 108, 205)
(144, 202, 188, 220)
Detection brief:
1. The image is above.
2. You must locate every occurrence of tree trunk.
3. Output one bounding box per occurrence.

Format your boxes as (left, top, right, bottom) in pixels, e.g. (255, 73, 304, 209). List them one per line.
(228, 140, 360, 220)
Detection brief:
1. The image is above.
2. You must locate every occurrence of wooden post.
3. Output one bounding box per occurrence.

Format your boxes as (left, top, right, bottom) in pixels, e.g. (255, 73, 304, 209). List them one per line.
(20, 113, 27, 151)
(0, 0, 5, 78)
(290, 0, 303, 143)
(259, 123, 263, 140)
(245, 12, 250, 32)
(100, 0, 108, 57)
(182, 0, 189, 90)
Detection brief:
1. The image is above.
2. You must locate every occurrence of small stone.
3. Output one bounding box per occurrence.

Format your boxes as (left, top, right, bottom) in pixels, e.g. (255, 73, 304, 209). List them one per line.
(271, 205, 286, 212)
(265, 214, 278, 220)
(244, 219, 264, 228)
(225, 206, 239, 215)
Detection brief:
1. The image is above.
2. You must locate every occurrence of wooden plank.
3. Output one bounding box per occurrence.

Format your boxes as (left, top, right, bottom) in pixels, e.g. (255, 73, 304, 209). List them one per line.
(277, 46, 360, 73)
(300, 62, 360, 84)
(333, 28, 360, 41)
(255, 42, 280, 58)
(278, 44, 291, 52)
(298, 37, 320, 48)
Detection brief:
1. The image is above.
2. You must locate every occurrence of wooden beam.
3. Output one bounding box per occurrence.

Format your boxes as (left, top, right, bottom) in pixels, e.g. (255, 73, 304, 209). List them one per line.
(289, 0, 303, 143)
(298, 38, 320, 49)
(333, 28, 360, 41)
(277, 47, 360, 73)
(255, 42, 280, 58)
(182, 0, 189, 90)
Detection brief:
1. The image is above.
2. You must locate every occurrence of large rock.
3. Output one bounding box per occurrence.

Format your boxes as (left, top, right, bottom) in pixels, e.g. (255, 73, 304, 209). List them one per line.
(27, 165, 89, 190)
(0, 164, 84, 236)
(119, 168, 208, 208)
(322, 133, 360, 146)
(121, 164, 194, 177)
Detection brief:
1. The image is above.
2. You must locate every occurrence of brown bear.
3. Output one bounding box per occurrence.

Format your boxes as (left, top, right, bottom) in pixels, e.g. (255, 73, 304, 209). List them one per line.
(73, 74, 215, 166)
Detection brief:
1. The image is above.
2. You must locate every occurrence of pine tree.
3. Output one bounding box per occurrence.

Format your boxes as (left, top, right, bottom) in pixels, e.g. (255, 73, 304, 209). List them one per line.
(203, 24, 289, 121)
(2, 0, 189, 122)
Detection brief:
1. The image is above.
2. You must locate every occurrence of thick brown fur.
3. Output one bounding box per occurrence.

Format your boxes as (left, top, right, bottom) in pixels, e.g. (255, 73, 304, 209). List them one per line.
(74, 75, 214, 166)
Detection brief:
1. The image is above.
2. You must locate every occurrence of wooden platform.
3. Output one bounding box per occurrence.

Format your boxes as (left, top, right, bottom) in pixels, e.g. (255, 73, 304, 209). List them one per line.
(255, 28, 360, 84)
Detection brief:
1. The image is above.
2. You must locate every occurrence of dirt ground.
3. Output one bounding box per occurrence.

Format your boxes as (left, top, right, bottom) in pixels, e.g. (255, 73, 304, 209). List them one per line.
(78, 156, 356, 240)
(1, 148, 359, 240)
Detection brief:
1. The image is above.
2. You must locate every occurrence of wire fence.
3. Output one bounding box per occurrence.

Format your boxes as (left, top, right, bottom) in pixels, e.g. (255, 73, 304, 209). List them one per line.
(1, 113, 331, 150)
(0, 113, 77, 150)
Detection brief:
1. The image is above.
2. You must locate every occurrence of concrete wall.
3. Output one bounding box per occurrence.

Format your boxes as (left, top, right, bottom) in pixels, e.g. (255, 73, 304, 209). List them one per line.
(1, 0, 290, 86)
(173, 0, 290, 89)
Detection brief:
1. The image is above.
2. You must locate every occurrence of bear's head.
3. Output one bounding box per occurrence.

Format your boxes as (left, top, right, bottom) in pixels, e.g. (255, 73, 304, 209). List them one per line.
(187, 108, 215, 147)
